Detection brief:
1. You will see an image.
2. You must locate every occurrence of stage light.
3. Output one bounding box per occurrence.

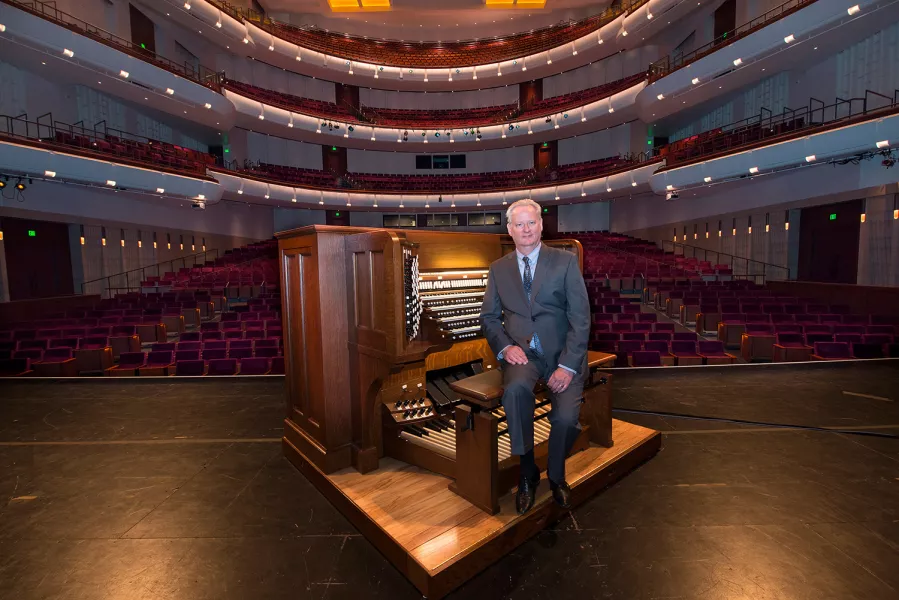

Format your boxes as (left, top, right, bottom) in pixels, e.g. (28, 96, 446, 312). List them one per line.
(848, 5, 860, 14)
(15, 180, 25, 191)
(44, 170, 56, 178)
(704, 176, 712, 182)
(784, 34, 795, 43)
(749, 167, 759, 174)
(805, 155, 816, 162)
(63, 48, 74, 57)
(691, 77, 700, 85)
(657, 93, 664, 100)
(732, 58, 742, 66)
(120, 70, 130, 78)
(876, 140, 889, 148)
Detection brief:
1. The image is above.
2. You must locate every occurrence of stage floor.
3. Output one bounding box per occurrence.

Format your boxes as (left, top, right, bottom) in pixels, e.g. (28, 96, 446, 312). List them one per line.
(1, 361, 899, 599)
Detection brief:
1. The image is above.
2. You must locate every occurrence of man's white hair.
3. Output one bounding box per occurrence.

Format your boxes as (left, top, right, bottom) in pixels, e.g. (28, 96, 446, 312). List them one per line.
(506, 198, 542, 222)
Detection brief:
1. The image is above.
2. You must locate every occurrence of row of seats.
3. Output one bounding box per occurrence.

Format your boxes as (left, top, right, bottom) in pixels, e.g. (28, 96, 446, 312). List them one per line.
(108, 353, 285, 376)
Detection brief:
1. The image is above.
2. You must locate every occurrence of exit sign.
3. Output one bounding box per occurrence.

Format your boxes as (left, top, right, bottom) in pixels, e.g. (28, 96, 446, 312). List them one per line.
(829, 213, 837, 221)
(27, 230, 36, 237)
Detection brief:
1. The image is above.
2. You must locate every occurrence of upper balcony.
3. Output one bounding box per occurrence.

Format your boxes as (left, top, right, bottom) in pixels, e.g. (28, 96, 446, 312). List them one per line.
(153, 0, 698, 91)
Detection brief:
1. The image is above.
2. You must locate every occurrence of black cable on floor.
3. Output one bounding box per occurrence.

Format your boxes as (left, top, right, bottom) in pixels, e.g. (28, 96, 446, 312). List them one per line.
(612, 408, 899, 439)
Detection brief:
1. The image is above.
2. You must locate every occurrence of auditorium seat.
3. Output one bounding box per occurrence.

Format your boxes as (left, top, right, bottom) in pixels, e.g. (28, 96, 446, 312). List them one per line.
(180, 332, 201, 342)
(811, 342, 852, 361)
(152, 343, 177, 352)
(239, 357, 271, 375)
(673, 332, 698, 342)
(175, 359, 207, 376)
(207, 358, 238, 376)
(33, 348, 78, 377)
(773, 333, 812, 363)
(644, 341, 674, 366)
(862, 334, 893, 346)
(202, 349, 227, 361)
(229, 347, 253, 360)
(851, 343, 885, 359)
(0, 357, 33, 377)
(834, 333, 863, 345)
(631, 351, 663, 368)
(671, 341, 703, 366)
(175, 350, 201, 362)
(139, 351, 175, 376)
(269, 356, 285, 375)
(697, 341, 736, 365)
(75, 337, 113, 373)
(741, 323, 775, 362)
(176, 341, 202, 351)
(106, 352, 147, 376)
(255, 346, 280, 359)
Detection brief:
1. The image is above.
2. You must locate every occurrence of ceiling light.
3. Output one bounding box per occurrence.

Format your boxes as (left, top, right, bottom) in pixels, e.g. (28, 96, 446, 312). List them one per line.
(608, 107, 615, 113)
(156, 188, 165, 194)
(44, 170, 56, 177)
(598, 38, 603, 44)
(216, 21, 222, 28)
(296, 55, 302, 62)
(288, 122, 294, 128)
(258, 114, 264, 120)
(243, 38, 250, 44)
(805, 155, 816, 162)
(0, 24, 5, 32)
(876, 140, 889, 148)
(264, 194, 270, 199)
(197, 195, 205, 200)
(647, 12, 653, 19)
(848, 4, 860, 15)
(666, 185, 674, 190)
(204, 103, 212, 109)
(237, 190, 243, 195)
(184, 2, 191, 8)
(63, 48, 74, 57)
(749, 167, 759, 174)
(733, 58, 742, 66)
(622, 30, 628, 36)
(784, 34, 795, 43)
(165, 88, 174, 95)
(657, 93, 664, 100)
(606, 187, 612, 192)
(704, 176, 712, 182)
(106, 180, 116, 186)
(691, 77, 700, 84)
(119, 70, 130, 78)
(268, 45, 274, 51)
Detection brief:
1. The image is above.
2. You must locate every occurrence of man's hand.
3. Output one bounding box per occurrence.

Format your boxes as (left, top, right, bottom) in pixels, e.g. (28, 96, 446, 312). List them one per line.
(547, 367, 574, 394)
(503, 345, 529, 365)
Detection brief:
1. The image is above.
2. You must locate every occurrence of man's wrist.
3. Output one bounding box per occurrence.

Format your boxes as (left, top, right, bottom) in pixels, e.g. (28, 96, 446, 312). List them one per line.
(558, 364, 577, 375)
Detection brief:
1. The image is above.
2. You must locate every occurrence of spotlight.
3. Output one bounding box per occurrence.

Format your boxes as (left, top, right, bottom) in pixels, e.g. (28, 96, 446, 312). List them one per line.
(15, 180, 26, 191)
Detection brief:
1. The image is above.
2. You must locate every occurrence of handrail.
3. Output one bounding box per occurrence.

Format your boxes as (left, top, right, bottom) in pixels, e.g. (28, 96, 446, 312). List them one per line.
(2, 0, 224, 91)
(661, 92, 899, 168)
(661, 240, 789, 284)
(649, 0, 817, 81)
(205, 0, 652, 68)
(81, 250, 220, 298)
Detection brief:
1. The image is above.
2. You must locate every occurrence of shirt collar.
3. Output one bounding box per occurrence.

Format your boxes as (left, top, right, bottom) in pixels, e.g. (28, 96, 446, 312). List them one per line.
(516, 242, 542, 263)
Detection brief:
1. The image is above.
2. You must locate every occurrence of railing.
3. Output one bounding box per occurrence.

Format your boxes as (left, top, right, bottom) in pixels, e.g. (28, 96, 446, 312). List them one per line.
(649, 0, 817, 81)
(81, 250, 220, 298)
(205, 0, 652, 67)
(662, 240, 790, 284)
(663, 91, 899, 167)
(2, 0, 224, 91)
(0, 114, 212, 177)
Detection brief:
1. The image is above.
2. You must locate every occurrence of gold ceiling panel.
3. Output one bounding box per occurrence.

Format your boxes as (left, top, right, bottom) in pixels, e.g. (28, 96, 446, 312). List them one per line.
(327, 0, 392, 10)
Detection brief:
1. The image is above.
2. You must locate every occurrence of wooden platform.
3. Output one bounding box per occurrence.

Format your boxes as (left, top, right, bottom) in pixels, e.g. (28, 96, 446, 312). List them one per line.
(283, 419, 661, 598)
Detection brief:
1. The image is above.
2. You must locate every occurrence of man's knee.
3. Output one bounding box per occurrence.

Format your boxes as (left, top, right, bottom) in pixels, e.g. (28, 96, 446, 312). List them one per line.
(503, 377, 534, 399)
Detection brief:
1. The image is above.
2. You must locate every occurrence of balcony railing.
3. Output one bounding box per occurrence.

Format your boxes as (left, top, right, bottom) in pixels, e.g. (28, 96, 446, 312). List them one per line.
(662, 90, 899, 168)
(81, 250, 220, 297)
(649, 0, 817, 81)
(662, 240, 790, 284)
(2, 0, 224, 91)
(205, 0, 652, 68)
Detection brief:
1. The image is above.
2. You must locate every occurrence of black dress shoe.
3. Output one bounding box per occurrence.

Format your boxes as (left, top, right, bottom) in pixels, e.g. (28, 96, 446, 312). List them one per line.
(550, 480, 571, 509)
(516, 472, 540, 515)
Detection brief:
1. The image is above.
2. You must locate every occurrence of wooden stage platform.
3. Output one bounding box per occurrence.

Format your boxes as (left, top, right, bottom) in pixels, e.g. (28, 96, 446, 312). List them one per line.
(284, 419, 661, 598)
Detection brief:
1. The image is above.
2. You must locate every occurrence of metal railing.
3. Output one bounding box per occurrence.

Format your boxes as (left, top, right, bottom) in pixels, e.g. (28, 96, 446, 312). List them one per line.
(649, 0, 817, 81)
(3, 0, 224, 91)
(205, 0, 651, 67)
(662, 240, 789, 285)
(0, 114, 212, 177)
(663, 91, 899, 167)
(81, 250, 220, 298)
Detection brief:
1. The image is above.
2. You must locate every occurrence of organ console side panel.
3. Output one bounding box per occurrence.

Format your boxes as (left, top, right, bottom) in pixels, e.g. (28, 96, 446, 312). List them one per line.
(279, 226, 370, 474)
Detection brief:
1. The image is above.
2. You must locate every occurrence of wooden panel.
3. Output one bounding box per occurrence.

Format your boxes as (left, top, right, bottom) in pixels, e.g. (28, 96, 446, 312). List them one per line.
(766, 280, 899, 319)
(403, 231, 503, 271)
(353, 250, 374, 331)
(0, 294, 100, 326)
(282, 247, 314, 427)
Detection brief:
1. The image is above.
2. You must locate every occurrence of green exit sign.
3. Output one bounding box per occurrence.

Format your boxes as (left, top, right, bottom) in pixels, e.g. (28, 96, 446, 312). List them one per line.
(335, 211, 340, 217)
(27, 230, 36, 237)
(829, 213, 837, 221)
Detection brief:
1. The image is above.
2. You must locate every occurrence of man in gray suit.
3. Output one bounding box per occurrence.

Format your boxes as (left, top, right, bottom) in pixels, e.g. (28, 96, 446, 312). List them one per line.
(480, 199, 590, 514)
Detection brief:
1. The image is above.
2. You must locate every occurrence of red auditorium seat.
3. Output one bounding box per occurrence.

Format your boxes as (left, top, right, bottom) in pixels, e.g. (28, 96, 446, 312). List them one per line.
(811, 342, 852, 361)
(106, 352, 148, 376)
(239, 357, 271, 375)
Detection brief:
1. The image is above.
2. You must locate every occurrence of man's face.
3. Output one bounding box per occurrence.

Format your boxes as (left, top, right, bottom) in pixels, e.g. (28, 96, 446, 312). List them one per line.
(507, 205, 543, 248)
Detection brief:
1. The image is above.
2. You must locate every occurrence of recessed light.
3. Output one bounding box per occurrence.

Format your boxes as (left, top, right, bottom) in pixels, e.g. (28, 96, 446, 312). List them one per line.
(156, 188, 165, 194)
(184, 2, 191, 9)
(63, 48, 74, 57)
(733, 58, 742, 66)
(805, 155, 816, 162)
(608, 107, 615, 113)
(44, 170, 56, 177)
(749, 167, 759, 174)
(216, 21, 222, 28)
(258, 114, 265, 120)
(204, 103, 212, 109)
(237, 190, 244, 195)
(647, 12, 653, 19)
(691, 77, 700, 84)
(657, 93, 664, 100)
(784, 34, 795, 43)
(106, 180, 116, 186)
(243, 38, 249, 44)
(848, 5, 860, 15)
(704, 176, 712, 183)
(165, 88, 174, 95)
(876, 140, 889, 148)
(631, 182, 637, 187)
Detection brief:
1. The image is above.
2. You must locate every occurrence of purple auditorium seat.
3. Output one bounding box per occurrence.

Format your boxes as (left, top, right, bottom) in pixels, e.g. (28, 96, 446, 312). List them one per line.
(851, 343, 884, 359)
(17, 339, 49, 351)
(648, 332, 672, 342)
(673, 332, 698, 341)
(222, 320, 243, 332)
(638, 313, 658, 323)
(229, 347, 253, 360)
(611, 323, 633, 334)
(220, 312, 240, 322)
(866, 325, 895, 335)
(593, 313, 614, 324)
(244, 320, 265, 331)
(36, 329, 61, 339)
(50, 337, 79, 349)
(245, 329, 265, 340)
(176, 349, 201, 362)
(177, 341, 202, 351)
(62, 327, 87, 338)
(795, 314, 819, 325)
(775, 324, 802, 334)
(0, 357, 33, 376)
(204, 340, 227, 351)
(255, 346, 279, 359)
(254, 339, 279, 348)
(805, 332, 834, 345)
(631, 351, 662, 368)
(698, 341, 735, 365)
(616, 313, 637, 323)
(819, 314, 842, 325)
(13, 329, 36, 341)
(812, 342, 852, 361)
(224, 329, 244, 340)
(770, 313, 794, 324)
(151, 342, 177, 352)
(833, 324, 864, 335)
(139, 351, 175, 376)
(229, 340, 253, 350)
(175, 359, 207, 376)
(33, 347, 78, 377)
(632, 322, 653, 333)
(621, 332, 646, 341)
(841, 315, 867, 326)
(269, 356, 285, 375)
(671, 341, 702, 366)
(200, 322, 221, 332)
(179, 331, 201, 342)
(13, 348, 44, 361)
(202, 348, 227, 361)
(207, 358, 238, 376)
(773, 333, 812, 362)
(862, 334, 892, 346)
(106, 352, 147, 376)
(834, 333, 863, 345)
(615, 340, 643, 366)
(644, 341, 673, 365)
(654, 322, 676, 333)
(201, 331, 223, 341)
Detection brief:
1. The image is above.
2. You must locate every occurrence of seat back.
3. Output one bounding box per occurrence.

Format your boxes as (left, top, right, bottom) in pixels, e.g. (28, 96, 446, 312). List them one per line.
(118, 352, 147, 368)
(631, 351, 662, 367)
(239, 357, 270, 375)
(207, 358, 238, 376)
(671, 341, 697, 354)
(813, 342, 850, 359)
(698, 340, 726, 355)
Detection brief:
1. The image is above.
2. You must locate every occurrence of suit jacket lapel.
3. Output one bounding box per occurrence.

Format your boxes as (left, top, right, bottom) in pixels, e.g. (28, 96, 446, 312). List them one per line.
(502, 252, 529, 312)
(529, 245, 553, 303)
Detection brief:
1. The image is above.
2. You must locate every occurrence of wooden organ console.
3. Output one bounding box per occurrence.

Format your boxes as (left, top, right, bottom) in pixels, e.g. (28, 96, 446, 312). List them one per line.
(277, 225, 660, 598)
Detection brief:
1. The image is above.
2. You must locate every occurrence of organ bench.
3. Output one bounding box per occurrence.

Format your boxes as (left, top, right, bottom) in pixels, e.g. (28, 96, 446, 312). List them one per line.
(276, 225, 660, 599)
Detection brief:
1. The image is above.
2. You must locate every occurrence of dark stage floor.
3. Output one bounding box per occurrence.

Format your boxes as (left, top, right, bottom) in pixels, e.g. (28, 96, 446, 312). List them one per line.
(1, 363, 898, 599)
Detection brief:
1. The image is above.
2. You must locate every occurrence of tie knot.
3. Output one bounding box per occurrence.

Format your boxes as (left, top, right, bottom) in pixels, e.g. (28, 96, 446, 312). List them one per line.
(523, 256, 530, 266)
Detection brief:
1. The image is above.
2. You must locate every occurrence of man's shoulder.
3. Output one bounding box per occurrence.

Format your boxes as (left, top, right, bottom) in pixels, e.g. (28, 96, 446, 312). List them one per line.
(489, 252, 517, 269)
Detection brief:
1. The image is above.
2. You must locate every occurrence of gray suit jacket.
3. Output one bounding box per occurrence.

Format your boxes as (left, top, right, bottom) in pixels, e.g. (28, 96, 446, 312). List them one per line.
(480, 245, 591, 377)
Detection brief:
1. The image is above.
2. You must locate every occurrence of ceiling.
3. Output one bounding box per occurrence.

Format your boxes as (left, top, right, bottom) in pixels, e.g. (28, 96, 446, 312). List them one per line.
(257, 0, 611, 41)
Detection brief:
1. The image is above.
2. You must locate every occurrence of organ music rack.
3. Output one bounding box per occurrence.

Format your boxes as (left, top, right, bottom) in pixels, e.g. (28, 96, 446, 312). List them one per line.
(277, 225, 660, 598)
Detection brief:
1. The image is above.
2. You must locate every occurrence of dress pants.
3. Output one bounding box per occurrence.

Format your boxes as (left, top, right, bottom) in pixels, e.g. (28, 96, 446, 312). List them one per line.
(501, 348, 584, 484)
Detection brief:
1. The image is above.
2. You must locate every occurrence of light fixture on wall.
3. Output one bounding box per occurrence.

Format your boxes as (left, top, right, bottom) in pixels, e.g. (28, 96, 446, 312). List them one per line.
(693, 224, 698, 240)
(894, 195, 899, 220)
(748, 216, 752, 234)
(79, 224, 84, 245)
(191, 236, 196, 252)
(673, 228, 677, 242)
(705, 223, 709, 239)
(167, 233, 171, 250)
(101, 227, 107, 247)
(848, 4, 860, 15)
(718, 220, 722, 237)
(785, 210, 790, 230)
(180, 235, 184, 251)
(153, 232, 158, 249)
(138, 232, 142, 249)
(202, 238, 206, 252)
(120, 229, 125, 247)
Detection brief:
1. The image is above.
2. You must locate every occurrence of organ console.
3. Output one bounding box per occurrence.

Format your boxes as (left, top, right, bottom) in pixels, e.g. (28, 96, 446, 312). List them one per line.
(278, 225, 614, 513)
(277, 225, 659, 598)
